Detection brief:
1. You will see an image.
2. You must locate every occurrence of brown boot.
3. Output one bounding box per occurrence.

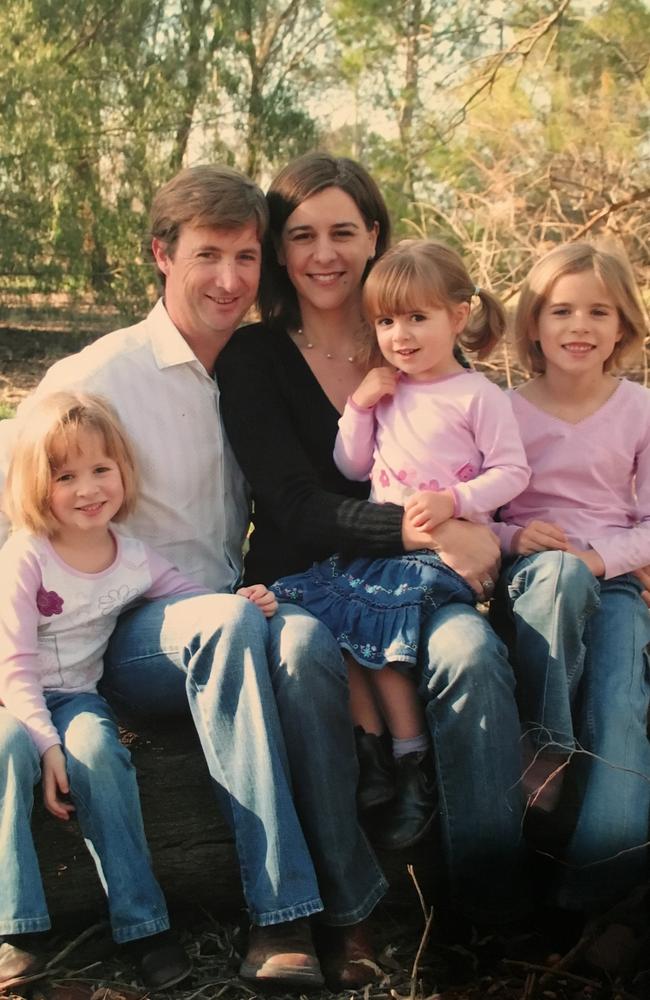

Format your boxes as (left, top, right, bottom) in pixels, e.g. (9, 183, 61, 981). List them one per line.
(240, 918, 324, 987)
(315, 920, 382, 990)
(0, 936, 46, 989)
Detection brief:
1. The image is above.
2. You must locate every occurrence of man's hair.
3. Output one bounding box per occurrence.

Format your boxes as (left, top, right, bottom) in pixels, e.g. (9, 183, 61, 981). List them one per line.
(149, 165, 269, 285)
(4, 391, 139, 536)
(259, 152, 391, 332)
(515, 241, 647, 374)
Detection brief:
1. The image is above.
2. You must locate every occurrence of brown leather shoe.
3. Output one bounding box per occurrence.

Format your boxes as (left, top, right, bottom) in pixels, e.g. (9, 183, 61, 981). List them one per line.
(315, 920, 383, 990)
(0, 937, 46, 988)
(240, 918, 324, 987)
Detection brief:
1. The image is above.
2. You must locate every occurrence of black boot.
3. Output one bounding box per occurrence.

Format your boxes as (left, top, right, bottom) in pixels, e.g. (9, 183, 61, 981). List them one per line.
(354, 727, 395, 813)
(373, 750, 437, 850)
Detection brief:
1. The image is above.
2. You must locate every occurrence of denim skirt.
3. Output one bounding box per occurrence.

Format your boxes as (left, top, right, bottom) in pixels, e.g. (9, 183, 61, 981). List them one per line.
(271, 551, 474, 669)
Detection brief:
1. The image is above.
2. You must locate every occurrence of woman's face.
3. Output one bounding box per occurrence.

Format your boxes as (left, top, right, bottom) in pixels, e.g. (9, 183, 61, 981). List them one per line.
(279, 186, 378, 318)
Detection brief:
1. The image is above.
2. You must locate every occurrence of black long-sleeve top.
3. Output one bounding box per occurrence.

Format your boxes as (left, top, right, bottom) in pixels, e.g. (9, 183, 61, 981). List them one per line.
(217, 323, 405, 585)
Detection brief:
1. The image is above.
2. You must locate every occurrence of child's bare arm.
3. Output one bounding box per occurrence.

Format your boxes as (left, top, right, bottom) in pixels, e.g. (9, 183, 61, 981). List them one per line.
(237, 584, 278, 618)
(41, 744, 75, 821)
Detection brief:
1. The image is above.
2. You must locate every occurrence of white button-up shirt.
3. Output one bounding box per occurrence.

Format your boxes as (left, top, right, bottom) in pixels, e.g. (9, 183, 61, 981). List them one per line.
(0, 300, 249, 592)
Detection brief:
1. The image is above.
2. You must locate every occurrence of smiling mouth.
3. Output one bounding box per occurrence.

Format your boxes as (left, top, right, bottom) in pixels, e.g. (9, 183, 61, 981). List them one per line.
(396, 348, 418, 356)
(308, 272, 344, 284)
(76, 502, 105, 514)
(207, 294, 239, 306)
(562, 343, 594, 353)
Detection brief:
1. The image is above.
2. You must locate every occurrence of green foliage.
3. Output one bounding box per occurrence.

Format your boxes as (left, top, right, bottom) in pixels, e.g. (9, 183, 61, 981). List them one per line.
(0, 0, 648, 319)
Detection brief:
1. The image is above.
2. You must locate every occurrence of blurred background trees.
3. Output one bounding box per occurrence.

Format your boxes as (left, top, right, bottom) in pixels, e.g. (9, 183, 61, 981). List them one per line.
(1, 0, 648, 317)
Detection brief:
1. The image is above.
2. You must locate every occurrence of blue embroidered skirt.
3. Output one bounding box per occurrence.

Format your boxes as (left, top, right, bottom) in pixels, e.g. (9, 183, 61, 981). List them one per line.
(271, 551, 475, 669)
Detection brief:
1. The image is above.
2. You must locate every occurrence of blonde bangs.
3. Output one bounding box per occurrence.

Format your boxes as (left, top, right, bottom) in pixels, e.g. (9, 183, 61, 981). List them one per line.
(515, 241, 648, 375)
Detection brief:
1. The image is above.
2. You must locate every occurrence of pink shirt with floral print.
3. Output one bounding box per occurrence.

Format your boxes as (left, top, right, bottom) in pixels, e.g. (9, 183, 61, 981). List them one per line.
(0, 528, 202, 755)
(334, 370, 530, 522)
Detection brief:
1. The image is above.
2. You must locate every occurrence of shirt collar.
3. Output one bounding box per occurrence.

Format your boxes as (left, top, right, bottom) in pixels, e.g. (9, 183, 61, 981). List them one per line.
(146, 298, 208, 374)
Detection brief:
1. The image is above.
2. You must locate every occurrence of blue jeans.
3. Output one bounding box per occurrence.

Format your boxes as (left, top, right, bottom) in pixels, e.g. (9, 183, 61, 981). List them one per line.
(418, 603, 530, 925)
(102, 593, 386, 927)
(503, 552, 650, 910)
(0, 693, 169, 942)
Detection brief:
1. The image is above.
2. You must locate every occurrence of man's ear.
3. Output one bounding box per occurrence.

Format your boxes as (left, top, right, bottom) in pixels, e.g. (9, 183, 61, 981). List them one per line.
(151, 237, 171, 276)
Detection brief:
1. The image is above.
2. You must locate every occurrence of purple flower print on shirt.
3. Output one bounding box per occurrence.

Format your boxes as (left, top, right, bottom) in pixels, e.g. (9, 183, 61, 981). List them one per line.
(37, 586, 64, 616)
(456, 462, 479, 483)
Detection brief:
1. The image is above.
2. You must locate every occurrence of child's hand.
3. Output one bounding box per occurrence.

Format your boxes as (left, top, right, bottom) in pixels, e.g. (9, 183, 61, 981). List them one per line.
(405, 489, 455, 532)
(351, 368, 398, 409)
(42, 744, 75, 821)
(237, 584, 278, 618)
(513, 520, 568, 555)
(566, 547, 605, 578)
(633, 565, 650, 609)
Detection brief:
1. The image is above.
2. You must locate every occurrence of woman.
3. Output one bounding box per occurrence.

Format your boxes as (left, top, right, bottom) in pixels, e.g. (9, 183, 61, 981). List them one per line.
(218, 153, 531, 939)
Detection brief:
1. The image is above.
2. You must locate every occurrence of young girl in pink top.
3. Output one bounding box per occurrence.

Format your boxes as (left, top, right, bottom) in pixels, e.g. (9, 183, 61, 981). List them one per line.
(493, 242, 650, 914)
(272, 240, 529, 850)
(0, 391, 275, 989)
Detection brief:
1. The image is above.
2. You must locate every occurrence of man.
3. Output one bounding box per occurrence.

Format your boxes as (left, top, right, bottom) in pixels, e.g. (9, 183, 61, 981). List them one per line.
(0, 166, 386, 991)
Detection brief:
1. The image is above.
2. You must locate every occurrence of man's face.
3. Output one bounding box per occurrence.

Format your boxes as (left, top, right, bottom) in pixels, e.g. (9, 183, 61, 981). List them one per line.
(152, 221, 262, 344)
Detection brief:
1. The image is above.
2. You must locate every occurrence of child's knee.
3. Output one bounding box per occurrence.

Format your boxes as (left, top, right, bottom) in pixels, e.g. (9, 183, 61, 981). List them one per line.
(63, 712, 128, 773)
(0, 714, 40, 785)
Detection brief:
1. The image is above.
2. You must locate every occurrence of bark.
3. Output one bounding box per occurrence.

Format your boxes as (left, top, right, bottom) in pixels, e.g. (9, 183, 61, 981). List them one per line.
(33, 720, 436, 922)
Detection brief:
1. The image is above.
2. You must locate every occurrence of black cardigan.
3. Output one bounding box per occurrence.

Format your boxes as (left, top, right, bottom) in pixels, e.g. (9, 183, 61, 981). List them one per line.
(217, 322, 405, 585)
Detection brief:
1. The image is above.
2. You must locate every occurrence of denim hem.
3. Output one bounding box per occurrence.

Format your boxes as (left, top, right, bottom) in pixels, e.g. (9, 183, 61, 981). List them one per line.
(112, 916, 170, 944)
(251, 897, 324, 927)
(0, 917, 51, 934)
(317, 875, 389, 927)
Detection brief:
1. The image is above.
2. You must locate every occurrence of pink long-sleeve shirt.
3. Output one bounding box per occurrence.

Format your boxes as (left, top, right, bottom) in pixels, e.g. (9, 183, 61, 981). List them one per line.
(334, 370, 530, 522)
(495, 379, 650, 579)
(0, 528, 203, 755)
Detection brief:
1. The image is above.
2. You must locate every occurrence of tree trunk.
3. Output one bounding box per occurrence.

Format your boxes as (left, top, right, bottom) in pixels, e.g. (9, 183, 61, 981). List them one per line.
(33, 720, 436, 923)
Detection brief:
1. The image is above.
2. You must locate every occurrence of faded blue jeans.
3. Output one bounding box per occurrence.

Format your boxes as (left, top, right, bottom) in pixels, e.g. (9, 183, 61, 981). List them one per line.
(102, 594, 386, 927)
(0, 692, 169, 942)
(418, 603, 531, 926)
(502, 551, 650, 911)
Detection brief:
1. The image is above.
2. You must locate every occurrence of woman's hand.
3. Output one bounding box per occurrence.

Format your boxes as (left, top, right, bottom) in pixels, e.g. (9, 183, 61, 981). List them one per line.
(237, 583, 278, 618)
(403, 516, 500, 598)
(42, 744, 75, 821)
(351, 368, 398, 410)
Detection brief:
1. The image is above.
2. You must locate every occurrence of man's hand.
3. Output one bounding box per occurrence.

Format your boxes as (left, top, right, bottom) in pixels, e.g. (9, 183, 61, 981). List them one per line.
(513, 520, 568, 555)
(405, 489, 455, 533)
(237, 584, 278, 618)
(351, 368, 398, 410)
(403, 516, 500, 599)
(42, 744, 75, 821)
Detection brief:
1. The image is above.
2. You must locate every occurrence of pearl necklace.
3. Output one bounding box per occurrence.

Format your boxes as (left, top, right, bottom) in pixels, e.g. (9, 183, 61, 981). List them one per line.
(297, 328, 356, 363)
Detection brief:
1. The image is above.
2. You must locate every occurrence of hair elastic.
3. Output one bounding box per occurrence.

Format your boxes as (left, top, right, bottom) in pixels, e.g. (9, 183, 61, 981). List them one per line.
(473, 285, 481, 297)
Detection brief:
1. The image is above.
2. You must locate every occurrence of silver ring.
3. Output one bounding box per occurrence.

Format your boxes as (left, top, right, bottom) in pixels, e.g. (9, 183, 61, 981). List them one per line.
(482, 578, 495, 594)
